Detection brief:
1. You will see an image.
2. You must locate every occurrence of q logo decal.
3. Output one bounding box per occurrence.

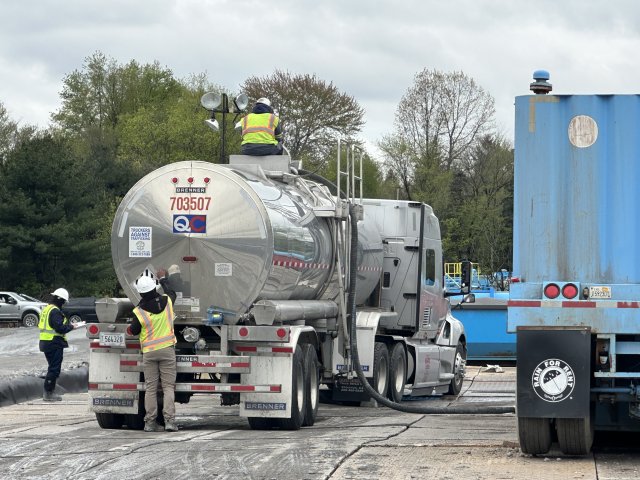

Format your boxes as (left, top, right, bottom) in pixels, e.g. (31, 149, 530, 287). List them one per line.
(173, 214, 207, 234)
(532, 358, 575, 403)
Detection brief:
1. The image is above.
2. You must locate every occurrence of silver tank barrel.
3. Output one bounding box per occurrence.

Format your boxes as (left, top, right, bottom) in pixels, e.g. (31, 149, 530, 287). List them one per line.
(111, 160, 383, 323)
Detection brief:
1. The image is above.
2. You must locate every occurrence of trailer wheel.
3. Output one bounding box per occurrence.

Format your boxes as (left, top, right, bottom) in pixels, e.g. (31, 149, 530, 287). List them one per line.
(518, 417, 552, 455)
(556, 417, 593, 455)
(95, 412, 125, 429)
(302, 344, 320, 427)
(275, 345, 306, 430)
(447, 342, 467, 395)
(387, 343, 407, 403)
(247, 417, 278, 430)
(371, 342, 390, 397)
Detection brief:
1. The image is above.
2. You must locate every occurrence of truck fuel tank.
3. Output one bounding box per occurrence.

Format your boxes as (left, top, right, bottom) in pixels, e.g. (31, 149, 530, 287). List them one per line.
(111, 160, 383, 324)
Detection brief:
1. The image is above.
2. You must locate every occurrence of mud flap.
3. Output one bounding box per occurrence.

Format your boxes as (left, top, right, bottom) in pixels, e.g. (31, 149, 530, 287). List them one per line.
(517, 327, 591, 418)
(91, 392, 140, 415)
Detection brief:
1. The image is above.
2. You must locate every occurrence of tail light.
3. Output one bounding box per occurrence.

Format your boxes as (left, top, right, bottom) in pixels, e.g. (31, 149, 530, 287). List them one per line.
(543, 281, 580, 300)
(544, 283, 560, 299)
(562, 283, 579, 299)
(88, 324, 100, 335)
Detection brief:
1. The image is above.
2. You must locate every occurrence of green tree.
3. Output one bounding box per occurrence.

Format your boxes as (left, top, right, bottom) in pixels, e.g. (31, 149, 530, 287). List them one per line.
(53, 52, 182, 134)
(0, 133, 113, 295)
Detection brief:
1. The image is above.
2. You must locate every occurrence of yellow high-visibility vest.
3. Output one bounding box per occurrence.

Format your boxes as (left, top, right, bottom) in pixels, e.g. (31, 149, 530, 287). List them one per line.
(241, 113, 279, 145)
(38, 305, 68, 342)
(134, 296, 176, 353)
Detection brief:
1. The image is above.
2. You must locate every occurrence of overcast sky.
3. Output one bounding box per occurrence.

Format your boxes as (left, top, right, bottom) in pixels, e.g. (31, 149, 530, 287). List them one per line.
(1, 0, 638, 159)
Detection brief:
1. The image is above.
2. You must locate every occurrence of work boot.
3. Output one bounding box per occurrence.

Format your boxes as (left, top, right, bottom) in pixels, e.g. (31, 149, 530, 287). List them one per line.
(144, 421, 163, 432)
(43, 390, 62, 402)
(164, 420, 179, 432)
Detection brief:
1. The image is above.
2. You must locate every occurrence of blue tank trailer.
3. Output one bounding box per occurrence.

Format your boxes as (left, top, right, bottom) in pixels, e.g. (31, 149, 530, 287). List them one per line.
(508, 71, 640, 455)
(445, 263, 513, 361)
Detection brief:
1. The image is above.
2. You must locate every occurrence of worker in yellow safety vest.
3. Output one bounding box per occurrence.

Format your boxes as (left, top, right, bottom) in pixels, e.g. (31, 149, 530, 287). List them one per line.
(39, 288, 85, 402)
(240, 97, 284, 156)
(128, 271, 178, 432)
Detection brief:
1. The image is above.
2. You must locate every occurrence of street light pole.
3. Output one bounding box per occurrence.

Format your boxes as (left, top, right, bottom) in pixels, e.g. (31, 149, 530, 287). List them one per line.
(200, 91, 249, 164)
(220, 93, 228, 164)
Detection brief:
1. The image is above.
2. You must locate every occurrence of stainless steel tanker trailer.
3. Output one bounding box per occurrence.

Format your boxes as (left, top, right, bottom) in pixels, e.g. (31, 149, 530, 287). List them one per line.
(86, 153, 468, 430)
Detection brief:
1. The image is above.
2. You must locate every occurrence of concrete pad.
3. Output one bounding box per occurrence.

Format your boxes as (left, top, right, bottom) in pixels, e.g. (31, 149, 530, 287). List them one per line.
(330, 446, 597, 480)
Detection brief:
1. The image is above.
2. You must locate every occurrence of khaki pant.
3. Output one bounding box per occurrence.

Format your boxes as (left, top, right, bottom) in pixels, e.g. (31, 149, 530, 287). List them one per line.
(142, 346, 176, 423)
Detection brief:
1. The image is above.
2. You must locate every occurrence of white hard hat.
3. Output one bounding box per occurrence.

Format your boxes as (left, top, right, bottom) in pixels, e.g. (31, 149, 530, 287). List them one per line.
(168, 264, 181, 276)
(256, 97, 271, 107)
(135, 275, 157, 294)
(51, 288, 69, 302)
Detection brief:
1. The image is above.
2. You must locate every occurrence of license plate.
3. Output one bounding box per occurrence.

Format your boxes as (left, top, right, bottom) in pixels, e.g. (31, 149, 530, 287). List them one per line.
(99, 332, 126, 347)
(589, 286, 612, 299)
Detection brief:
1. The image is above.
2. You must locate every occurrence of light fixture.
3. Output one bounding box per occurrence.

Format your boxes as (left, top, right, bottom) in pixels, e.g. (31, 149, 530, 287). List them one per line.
(204, 118, 219, 131)
(181, 327, 200, 343)
(200, 92, 222, 111)
(233, 93, 249, 112)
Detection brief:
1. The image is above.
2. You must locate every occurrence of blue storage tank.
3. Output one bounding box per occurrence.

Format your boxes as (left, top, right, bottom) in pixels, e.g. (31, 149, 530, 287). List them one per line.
(514, 94, 640, 284)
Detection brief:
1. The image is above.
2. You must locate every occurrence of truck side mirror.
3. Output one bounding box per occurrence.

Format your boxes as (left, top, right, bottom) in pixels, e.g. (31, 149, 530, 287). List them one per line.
(460, 260, 472, 295)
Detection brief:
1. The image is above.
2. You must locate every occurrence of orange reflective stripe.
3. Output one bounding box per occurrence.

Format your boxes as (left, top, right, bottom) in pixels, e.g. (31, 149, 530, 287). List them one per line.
(243, 126, 275, 134)
(167, 298, 174, 322)
(135, 307, 155, 339)
(268, 114, 275, 129)
(143, 334, 175, 347)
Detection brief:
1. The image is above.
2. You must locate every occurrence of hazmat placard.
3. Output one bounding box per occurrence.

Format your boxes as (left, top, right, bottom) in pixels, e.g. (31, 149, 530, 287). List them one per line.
(129, 226, 152, 258)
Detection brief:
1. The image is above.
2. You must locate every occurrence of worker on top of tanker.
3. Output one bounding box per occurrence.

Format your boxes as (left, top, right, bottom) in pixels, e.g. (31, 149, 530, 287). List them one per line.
(128, 271, 179, 432)
(239, 97, 284, 156)
(39, 288, 86, 402)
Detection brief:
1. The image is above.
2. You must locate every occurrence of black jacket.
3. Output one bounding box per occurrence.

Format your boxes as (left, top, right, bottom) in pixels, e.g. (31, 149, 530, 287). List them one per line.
(129, 278, 177, 336)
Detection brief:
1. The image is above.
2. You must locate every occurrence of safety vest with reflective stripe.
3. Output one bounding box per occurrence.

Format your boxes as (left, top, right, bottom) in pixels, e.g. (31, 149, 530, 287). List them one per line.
(38, 304, 68, 342)
(241, 113, 279, 145)
(133, 296, 176, 353)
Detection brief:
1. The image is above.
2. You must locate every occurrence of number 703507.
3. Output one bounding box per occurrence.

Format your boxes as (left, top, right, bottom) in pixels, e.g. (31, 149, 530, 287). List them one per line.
(170, 196, 212, 211)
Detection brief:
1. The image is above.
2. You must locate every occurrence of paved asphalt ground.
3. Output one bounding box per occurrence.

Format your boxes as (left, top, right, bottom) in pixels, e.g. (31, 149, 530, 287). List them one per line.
(2, 326, 640, 479)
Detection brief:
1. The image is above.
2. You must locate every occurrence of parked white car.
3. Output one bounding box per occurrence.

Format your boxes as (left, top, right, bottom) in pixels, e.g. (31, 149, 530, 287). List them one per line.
(0, 292, 47, 327)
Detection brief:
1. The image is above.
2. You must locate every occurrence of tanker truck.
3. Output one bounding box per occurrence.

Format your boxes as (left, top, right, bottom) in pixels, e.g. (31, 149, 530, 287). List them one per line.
(86, 150, 468, 430)
(510, 71, 640, 454)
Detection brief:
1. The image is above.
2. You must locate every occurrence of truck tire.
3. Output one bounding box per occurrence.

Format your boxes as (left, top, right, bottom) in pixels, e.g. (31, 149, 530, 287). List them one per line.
(371, 342, 389, 397)
(518, 417, 552, 455)
(247, 417, 278, 430)
(95, 412, 125, 429)
(447, 342, 467, 395)
(387, 343, 407, 403)
(22, 312, 39, 328)
(69, 314, 82, 323)
(556, 417, 593, 455)
(275, 345, 306, 430)
(302, 344, 320, 427)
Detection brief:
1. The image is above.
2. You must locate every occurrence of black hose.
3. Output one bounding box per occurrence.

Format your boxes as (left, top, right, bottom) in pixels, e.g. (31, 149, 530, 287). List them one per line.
(298, 169, 346, 199)
(347, 204, 514, 415)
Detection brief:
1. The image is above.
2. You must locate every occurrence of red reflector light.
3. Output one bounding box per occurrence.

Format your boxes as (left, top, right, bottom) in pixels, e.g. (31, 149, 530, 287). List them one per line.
(276, 328, 287, 339)
(510, 277, 521, 283)
(239, 327, 249, 337)
(182, 256, 197, 262)
(544, 283, 560, 299)
(88, 324, 99, 335)
(562, 283, 579, 299)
